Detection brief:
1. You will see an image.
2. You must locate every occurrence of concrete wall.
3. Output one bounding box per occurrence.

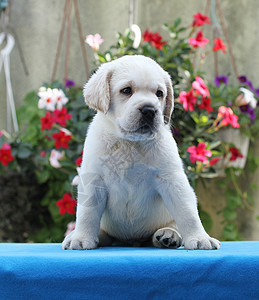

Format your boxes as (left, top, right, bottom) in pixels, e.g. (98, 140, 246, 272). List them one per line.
(1, 0, 258, 239)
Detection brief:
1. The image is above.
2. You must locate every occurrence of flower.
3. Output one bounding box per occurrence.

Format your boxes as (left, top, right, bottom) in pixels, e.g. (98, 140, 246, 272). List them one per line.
(71, 167, 81, 186)
(217, 106, 240, 128)
(40, 151, 46, 157)
(255, 88, 259, 98)
(38, 87, 57, 111)
(239, 105, 256, 123)
(209, 157, 222, 166)
(192, 76, 210, 98)
(178, 90, 197, 111)
(56, 193, 77, 215)
(65, 79, 75, 88)
(85, 33, 104, 51)
(65, 221, 76, 236)
(188, 31, 209, 48)
(192, 12, 211, 27)
(239, 88, 257, 108)
(52, 130, 72, 149)
(215, 75, 228, 87)
(49, 149, 64, 168)
(53, 107, 72, 127)
(0, 130, 3, 137)
(213, 38, 226, 53)
(75, 152, 83, 166)
(198, 97, 213, 113)
(187, 142, 212, 164)
(0, 143, 14, 166)
(52, 89, 69, 110)
(143, 30, 167, 50)
(229, 147, 243, 161)
(40, 111, 54, 131)
(238, 76, 254, 91)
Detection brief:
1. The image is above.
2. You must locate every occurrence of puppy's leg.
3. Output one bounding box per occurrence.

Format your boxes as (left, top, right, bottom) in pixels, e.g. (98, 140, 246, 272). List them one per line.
(62, 172, 107, 250)
(155, 173, 221, 250)
(152, 221, 182, 249)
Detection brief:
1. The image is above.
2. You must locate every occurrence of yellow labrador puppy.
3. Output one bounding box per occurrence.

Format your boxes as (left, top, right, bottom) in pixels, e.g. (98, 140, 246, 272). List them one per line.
(62, 55, 220, 250)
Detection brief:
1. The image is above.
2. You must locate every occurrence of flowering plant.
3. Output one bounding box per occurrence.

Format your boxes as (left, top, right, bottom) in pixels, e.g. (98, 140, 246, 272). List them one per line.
(0, 81, 94, 242)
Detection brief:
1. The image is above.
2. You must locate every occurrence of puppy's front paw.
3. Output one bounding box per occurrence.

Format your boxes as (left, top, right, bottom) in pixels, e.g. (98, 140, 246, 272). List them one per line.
(153, 227, 182, 249)
(184, 235, 221, 250)
(62, 231, 98, 250)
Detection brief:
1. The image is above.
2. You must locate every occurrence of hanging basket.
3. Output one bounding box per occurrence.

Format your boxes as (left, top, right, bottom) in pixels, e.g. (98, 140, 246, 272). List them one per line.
(215, 128, 250, 176)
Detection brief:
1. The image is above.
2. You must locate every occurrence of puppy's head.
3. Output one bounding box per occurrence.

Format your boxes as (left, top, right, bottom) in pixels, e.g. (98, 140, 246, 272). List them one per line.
(83, 55, 174, 141)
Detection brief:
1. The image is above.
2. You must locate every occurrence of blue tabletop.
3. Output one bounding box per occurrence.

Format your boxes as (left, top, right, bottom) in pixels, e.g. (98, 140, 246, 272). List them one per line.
(0, 241, 259, 299)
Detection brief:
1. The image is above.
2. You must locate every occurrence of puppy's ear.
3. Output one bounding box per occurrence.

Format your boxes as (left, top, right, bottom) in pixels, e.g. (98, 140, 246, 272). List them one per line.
(83, 64, 113, 113)
(163, 74, 174, 125)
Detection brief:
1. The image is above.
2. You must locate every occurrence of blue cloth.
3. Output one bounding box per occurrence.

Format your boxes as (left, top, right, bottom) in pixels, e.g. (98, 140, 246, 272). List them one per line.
(0, 242, 259, 300)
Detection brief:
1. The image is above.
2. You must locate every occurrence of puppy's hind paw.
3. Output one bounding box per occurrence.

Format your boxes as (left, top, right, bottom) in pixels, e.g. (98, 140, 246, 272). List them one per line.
(152, 227, 182, 249)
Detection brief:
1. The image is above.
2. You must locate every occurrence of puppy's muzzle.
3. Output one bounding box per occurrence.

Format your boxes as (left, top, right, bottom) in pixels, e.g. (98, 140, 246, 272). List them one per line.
(139, 105, 157, 123)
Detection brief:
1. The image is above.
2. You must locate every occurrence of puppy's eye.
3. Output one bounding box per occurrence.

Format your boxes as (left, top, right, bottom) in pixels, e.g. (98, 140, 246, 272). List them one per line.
(120, 87, 132, 96)
(156, 90, 163, 98)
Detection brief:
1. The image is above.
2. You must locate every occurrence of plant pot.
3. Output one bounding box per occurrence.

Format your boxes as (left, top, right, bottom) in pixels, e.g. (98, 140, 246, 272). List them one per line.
(215, 128, 250, 176)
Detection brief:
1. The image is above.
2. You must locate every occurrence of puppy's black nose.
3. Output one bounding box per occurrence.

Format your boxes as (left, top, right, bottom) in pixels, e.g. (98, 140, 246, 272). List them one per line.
(139, 106, 157, 120)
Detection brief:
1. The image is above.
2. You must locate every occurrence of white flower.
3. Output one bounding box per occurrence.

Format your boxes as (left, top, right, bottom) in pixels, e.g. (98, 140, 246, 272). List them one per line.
(85, 33, 104, 51)
(240, 88, 257, 109)
(53, 88, 69, 110)
(38, 88, 56, 111)
(71, 167, 81, 185)
(60, 127, 72, 136)
(49, 149, 64, 168)
(65, 221, 76, 236)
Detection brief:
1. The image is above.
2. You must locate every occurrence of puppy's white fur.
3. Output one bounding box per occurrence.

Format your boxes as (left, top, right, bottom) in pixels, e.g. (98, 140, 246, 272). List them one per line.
(62, 55, 221, 250)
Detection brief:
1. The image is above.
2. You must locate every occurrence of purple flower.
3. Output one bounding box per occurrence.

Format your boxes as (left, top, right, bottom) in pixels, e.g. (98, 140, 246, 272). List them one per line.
(238, 75, 248, 84)
(215, 75, 228, 87)
(255, 88, 259, 98)
(239, 105, 256, 123)
(238, 76, 255, 91)
(65, 79, 75, 88)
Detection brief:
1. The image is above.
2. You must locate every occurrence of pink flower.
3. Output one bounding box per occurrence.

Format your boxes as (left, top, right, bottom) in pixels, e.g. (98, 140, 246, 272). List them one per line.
(187, 143, 212, 164)
(178, 90, 197, 111)
(213, 38, 226, 53)
(85, 33, 104, 51)
(49, 149, 64, 168)
(189, 31, 209, 48)
(0, 130, 3, 137)
(217, 106, 240, 128)
(192, 76, 210, 98)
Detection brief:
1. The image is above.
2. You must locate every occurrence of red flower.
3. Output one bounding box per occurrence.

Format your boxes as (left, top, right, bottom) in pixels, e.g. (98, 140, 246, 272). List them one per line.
(192, 12, 211, 27)
(75, 151, 83, 166)
(53, 107, 72, 127)
(217, 106, 240, 128)
(187, 143, 212, 164)
(143, 30, 167, 50)
(178, 90, 197, 111)
(52, 130, 72, 149)
(56, 193, 77, 215)
(0, 143, 15, 166)
(189, 31, 209, 48)
(213, 38, 226, 53)
(40, 111, 54, 131)
(198, 97, 213, 113)
(229, 147, 243, 161)
(209, 157, 221, 166)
